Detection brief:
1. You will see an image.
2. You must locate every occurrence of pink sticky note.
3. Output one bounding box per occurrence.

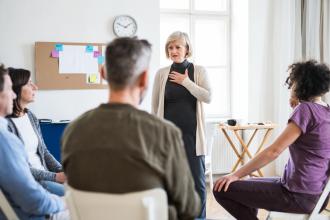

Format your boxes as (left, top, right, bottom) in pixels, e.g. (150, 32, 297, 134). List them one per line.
(51, 50, 59, 58)
(93, 51, 100, 58)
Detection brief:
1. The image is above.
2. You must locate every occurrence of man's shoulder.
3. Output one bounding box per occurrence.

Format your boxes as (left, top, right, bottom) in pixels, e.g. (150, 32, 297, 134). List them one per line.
(0, 128, 23, 153)
(135, 109, 180, 133)
(62, 107, 99, 137)
(65, 105, 181, 138)
(0, 128, 19, 143)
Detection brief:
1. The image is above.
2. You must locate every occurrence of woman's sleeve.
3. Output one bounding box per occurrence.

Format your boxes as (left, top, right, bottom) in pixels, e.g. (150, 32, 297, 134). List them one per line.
(288, 103, 313, 134)
(151, 70, 161, 114)
(181, 66, 211, 103)
(30, 167, 57, 182)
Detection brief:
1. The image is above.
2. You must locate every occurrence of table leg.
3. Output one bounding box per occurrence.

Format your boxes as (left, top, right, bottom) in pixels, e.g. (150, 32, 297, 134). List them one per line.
(234, 130, 263, 177)
(221, 129, 241, 158)
(231, 129, 258, 172)
(255, 128, 273, 155)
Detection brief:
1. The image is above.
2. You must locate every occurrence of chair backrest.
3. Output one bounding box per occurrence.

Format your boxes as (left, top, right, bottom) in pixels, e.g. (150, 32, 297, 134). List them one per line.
(268, 176, 330, 220)
(65, 185, 168, 220)
(0, 189, 19, 220)
(309, 177, 330, 219)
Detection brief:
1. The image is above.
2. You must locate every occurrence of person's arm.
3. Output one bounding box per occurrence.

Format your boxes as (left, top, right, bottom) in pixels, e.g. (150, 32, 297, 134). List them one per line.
(0, 133, 64, 216)
(30, 167, 56, 181)
(169, 66, 211, 103)
(43, 148, 63, 173)
(214, 122, 301, 192)
(164, 127, 201, 220)
(151, 70, 161, 114)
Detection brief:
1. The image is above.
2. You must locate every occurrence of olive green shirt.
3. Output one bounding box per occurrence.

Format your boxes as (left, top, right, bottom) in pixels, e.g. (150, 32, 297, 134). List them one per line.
(61, 103, 201, 220)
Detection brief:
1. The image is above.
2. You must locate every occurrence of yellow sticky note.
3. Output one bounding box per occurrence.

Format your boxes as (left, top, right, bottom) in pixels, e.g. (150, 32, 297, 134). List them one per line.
(89, 74, 97, 83)
(86, 73, 100, 84)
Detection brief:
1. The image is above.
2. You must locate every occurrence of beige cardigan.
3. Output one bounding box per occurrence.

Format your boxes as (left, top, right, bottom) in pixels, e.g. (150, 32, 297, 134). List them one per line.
(151, 65, 211, 156)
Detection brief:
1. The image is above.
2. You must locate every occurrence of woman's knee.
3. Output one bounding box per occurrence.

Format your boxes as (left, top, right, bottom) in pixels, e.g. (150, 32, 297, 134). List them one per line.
(213, 190, 227, 204)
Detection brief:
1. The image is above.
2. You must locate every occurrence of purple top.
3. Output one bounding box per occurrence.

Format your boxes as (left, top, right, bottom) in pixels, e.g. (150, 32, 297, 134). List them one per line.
(281, 102, 330, 194)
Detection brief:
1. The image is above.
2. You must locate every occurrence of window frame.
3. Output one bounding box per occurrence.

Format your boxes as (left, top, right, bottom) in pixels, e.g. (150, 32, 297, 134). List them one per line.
(160, 0, 232, 118)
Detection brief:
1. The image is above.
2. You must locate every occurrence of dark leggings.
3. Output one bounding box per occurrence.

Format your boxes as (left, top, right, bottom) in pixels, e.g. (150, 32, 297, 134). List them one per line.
(213, 177, 326, 220)
(183, 133, 206, 219)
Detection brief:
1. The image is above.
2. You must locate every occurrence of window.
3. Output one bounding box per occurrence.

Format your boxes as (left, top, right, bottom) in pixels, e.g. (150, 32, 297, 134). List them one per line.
(160, 0, 231, 117)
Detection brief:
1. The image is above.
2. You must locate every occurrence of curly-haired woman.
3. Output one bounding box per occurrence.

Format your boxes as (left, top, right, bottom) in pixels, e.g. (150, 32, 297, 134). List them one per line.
(213, 60, 330, 220)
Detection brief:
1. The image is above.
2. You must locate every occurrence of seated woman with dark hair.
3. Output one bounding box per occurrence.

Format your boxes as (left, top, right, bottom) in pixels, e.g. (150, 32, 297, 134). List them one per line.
(213, 60, 330, 220)
(6, 67, 66, 196)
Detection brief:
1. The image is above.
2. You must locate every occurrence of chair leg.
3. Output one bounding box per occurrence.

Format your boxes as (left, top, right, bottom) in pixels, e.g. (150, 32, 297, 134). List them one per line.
(209, 170, 214, 192)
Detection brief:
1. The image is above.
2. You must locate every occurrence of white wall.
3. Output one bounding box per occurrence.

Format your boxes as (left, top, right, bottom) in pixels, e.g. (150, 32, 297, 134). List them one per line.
(0, 0, 160, 121)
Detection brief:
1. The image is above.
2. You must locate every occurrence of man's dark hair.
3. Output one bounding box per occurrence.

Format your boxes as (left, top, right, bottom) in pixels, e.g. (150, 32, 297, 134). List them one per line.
(0, 64, 8, 92)
(286, 60, 330, 101)
(7, 68, 31, 117)
(105, 37, 152, 90)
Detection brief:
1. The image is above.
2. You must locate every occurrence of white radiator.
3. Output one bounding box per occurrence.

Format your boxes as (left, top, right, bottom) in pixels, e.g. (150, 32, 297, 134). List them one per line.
(210, 125, 242, 174)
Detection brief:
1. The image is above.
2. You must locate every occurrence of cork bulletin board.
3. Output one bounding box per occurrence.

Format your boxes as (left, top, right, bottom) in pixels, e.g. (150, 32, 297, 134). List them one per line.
(35, 42, 108, 90)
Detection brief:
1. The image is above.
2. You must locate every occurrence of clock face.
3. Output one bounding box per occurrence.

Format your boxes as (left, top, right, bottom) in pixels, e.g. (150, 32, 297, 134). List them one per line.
(113, 15, 138, 37)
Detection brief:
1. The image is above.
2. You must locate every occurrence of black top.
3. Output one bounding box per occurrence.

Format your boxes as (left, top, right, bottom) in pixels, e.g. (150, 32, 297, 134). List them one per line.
(164, 60, 197, 135)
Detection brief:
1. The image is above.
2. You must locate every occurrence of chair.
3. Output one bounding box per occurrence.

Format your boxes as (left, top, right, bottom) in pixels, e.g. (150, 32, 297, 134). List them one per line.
(65, 185, 168, 220)
(205, 123, 217, 191)
(267, 177, 330, 220)
(0, 189, 19, 220)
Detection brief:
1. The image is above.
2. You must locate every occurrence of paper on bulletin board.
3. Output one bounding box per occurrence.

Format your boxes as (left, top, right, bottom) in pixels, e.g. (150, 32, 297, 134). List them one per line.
(86, 73, 101, 84)
(59, 45, 99, 74)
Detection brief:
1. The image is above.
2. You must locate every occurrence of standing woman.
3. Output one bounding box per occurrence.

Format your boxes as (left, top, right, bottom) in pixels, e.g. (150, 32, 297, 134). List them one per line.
(152, 31, 211, 218)
(6, 68, 66, 196)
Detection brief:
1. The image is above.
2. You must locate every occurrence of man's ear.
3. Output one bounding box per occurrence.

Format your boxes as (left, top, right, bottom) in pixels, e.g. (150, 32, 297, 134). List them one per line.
(100, 65, 107, 81)
(138, 70, 148, 89)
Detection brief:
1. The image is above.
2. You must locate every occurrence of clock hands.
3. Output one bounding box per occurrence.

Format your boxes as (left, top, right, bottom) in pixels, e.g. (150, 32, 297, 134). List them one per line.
(124, 23, 133, 28)
(113, 15, 137, 37)
(117, 22, 134, 29)
(117, 23, 126, 28)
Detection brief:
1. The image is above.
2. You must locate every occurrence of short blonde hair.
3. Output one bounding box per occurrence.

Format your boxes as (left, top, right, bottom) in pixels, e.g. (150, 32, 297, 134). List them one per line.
(165, 31, 193, 59)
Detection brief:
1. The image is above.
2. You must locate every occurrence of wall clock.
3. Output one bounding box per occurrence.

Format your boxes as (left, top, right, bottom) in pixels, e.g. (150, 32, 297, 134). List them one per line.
(113, 15, 138, 37)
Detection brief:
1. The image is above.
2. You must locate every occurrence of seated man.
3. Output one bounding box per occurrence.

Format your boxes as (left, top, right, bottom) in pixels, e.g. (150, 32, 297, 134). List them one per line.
(0, 64, 68, 220)
(61, 37, 201, 220)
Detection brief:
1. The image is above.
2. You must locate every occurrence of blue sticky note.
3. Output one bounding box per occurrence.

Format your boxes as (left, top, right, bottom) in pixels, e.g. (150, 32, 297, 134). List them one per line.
(98, 56, 104, 64)
(86, 45, 93, 53)
(55, 44, 63, 51)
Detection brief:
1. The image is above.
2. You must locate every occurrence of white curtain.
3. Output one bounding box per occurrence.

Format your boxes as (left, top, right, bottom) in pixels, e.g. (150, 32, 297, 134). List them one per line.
(322, 0, 330, 102)
(302, 0, 330, 103)
(249, 0, 330, 175)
